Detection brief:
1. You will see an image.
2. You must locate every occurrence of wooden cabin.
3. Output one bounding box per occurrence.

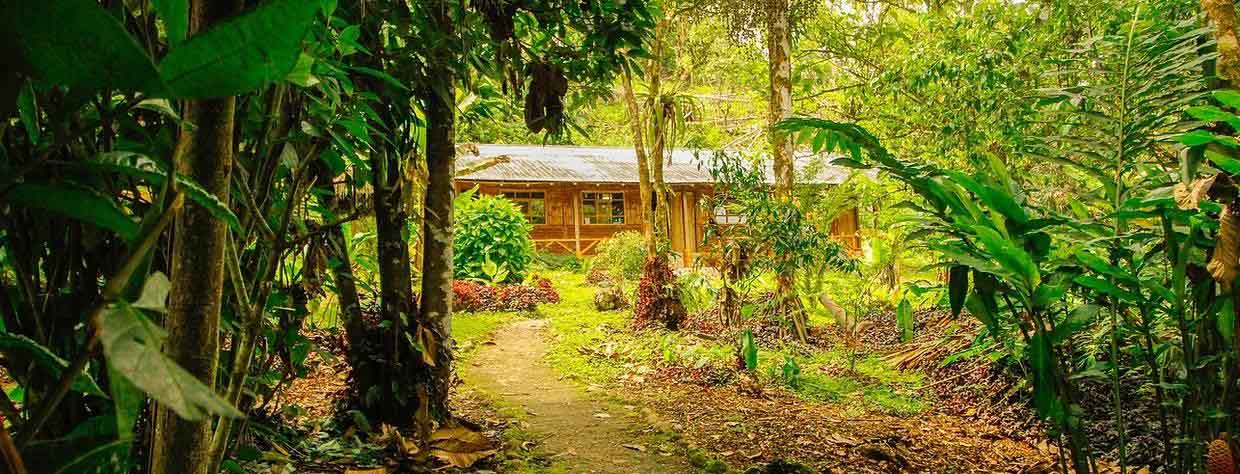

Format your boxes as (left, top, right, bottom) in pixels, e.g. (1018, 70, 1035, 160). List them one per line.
(455, 144, 862, 266)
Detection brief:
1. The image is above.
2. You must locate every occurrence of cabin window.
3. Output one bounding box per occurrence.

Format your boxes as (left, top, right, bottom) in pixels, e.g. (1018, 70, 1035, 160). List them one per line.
(713, 202, 746, 225)
(501, 191, 546, 224)
(582, 192, 625, 224)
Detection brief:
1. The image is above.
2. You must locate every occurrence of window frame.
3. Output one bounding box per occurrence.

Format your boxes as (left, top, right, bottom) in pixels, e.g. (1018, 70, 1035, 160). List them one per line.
(580, 190, 627, 225)
(500, 189, 548, 225)
(712, 200, 746, 225)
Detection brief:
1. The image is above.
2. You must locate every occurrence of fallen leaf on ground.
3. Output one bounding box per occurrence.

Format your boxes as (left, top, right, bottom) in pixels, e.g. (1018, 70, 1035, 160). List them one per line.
(428, 426, 496, 468)
(622, 443, 647, 452)
(594, 412, 611, 418)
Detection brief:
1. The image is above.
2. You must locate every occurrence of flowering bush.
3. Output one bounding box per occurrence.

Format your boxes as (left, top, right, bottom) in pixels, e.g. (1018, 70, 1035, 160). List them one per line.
(453, 275, 560, 312)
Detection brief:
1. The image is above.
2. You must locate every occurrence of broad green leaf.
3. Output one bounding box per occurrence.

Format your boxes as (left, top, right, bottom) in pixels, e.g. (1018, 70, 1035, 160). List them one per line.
(741, 330, 758, 371)
(87, 152, 241, 232)
(131, 272, 171, 313)
(1052, 304, 1100, 343)
(4, 0, 166, 94)
(1176, 129, 1215, 147)
(1214, 89, 1240, 109)
(965, 292, 1001, 339)
(63, 415, 118, 441)
(1219, 297, 1236, 346)
(1028, 333, 1068, 424)
(1205, 146, 1240, 175)
(97, 290, 242, 420)
(108, 366, 143, 441)
(972, 226, 1039, 289)
(134, 98, 180, 121)
(285, 52, 319, 87)
(5, 183, 139, 240)
(52, 439, 131, 474)
(159, 0, 320, 98)
(0, 333, 106, 397)
(153, 0, 188, 45)
(948, 265, 969, 317)
(1187, 105, 1240, 128)
(349, 66, 408, 91)
(896, 298, 914, 342)
(17, 82, 38, 144)
(1073, 275, 1138, 303)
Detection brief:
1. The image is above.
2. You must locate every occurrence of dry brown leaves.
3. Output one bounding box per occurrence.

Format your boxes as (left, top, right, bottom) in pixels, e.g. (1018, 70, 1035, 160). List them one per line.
(628, 378, 1055, 473)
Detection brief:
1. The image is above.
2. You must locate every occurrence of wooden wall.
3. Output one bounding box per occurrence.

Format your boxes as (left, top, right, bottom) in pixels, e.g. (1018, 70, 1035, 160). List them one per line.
(455, 180, 862, 265)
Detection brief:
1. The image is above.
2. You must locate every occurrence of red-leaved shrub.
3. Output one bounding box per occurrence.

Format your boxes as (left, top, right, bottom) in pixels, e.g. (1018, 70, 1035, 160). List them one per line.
(453, 276, 560, 312)
(632, 256, 686, 330)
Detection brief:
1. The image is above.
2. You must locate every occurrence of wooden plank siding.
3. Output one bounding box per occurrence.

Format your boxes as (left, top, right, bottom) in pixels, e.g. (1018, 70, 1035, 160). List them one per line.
(454, 180, 861, 265)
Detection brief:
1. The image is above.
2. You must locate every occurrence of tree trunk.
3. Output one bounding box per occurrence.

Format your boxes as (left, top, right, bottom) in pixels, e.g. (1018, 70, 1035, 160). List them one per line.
(359, 146, 419, 426)
(649, 19, 671, 250)
(313, 161, 367, 363)
(412, 0, 457, 440)
(1204, 0, 1240, 84)
(766, 0, 805, 341)
(151, 1, 235, 472)
(621, 71, 656, 256)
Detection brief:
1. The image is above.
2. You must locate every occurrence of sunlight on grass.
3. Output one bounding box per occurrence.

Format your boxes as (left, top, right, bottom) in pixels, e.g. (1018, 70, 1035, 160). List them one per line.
(539, 271, 661, 384)
(454, 311, 519, 348)
(536, 270, 927, 415)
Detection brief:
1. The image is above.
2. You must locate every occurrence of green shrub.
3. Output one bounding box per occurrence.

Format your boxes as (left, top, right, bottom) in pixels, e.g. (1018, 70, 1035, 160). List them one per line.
(453, 191, 533, 284)
(676, 269, 718, 315)
(587, 230, 646, 281)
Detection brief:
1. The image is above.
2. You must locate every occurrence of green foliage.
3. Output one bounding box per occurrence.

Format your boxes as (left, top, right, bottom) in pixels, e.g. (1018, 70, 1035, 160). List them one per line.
(587, 230, 647, 281)
(453, 191, 534, 284)
(158, 0, 319, 98)
(676, 269, 718, 315)
(780, 355, 801, 389)
(97, 274, 242, 421)
(740, 330, 758, 372)
(777, 6, 1237, 463)
(895, 298, 913, 343)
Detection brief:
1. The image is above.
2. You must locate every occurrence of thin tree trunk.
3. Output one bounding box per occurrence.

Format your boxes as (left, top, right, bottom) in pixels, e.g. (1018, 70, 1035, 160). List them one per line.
(621, 71, 656, 256)
(151, 1, 235, 472)
(365, 146, 416, 422)
(411, 0, 457, 440)
(313, 160, 367, 362)
(649, 18, 671, 249)
(766, 0, 804, 341)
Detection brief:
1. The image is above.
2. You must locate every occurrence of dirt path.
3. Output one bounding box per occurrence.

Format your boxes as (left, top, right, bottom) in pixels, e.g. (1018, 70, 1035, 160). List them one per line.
(463, 319, 690, 474)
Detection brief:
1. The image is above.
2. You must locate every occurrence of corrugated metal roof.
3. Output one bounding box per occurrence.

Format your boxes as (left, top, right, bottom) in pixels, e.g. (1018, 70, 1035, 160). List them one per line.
(456, 144, 859, 185)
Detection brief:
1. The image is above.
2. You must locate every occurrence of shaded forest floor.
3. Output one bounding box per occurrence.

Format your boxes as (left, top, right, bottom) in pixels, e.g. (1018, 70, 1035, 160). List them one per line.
(282, 271, 1067, 473)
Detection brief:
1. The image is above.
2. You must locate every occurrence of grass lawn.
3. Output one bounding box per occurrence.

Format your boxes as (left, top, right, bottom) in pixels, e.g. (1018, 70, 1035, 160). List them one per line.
(533, 270, 927, 416)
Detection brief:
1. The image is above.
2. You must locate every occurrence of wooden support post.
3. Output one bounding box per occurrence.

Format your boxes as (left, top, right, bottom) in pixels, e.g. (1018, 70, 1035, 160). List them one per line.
(681, 192, 693, 266)
(573, 189, 582, 258)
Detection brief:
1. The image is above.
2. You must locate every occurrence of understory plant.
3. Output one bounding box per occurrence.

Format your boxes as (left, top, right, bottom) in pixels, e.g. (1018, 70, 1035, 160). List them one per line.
(587, 230, 648, 281)
(777, 9, 1237, 472)
(705, 151, 856, 341)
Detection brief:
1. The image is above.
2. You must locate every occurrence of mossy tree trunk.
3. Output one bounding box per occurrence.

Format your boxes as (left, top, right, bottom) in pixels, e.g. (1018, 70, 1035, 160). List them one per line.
(312, 160, 367, 365)
(414, 0, 458, 437)
(765, 0, 805, 341)
(150, 1, 234, 471)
